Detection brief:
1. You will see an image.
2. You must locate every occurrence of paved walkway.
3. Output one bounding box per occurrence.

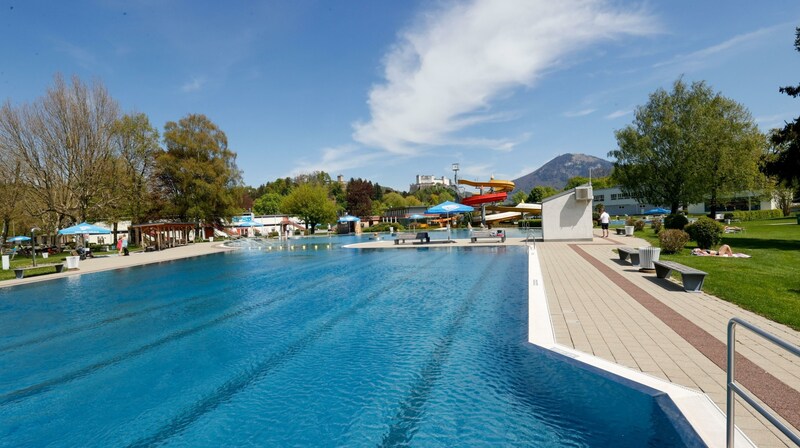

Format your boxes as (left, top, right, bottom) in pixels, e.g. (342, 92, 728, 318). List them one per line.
(538, 232, 800, 447)
(0, 242, 231, 289)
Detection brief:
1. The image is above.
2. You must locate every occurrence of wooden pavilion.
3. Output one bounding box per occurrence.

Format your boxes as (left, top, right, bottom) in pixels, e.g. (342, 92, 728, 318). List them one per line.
(129, 222, 196, 251)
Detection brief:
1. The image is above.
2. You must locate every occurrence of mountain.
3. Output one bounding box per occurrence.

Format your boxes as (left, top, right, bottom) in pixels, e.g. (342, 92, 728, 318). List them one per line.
(512, 153, 613, 193)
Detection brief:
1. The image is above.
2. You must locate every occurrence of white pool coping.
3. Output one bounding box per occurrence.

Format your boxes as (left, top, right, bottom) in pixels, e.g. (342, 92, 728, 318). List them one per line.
(526, 245, 755, 448)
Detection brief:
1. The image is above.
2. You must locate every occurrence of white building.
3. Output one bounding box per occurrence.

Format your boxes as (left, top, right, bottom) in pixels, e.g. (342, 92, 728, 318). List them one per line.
(541, 185, 594, 241)
(409, 175, 451, 192)
(592, 186, 778, 216)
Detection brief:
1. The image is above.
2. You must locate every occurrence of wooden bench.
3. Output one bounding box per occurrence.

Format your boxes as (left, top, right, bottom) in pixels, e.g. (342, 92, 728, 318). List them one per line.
(14, 263, 65, 279)
(470, 231, 506, 243)
(615, 228, 626, 235)
(394, 232, 430, 245)
(617, 246, 639, 265)
(653, 260, 708, 293)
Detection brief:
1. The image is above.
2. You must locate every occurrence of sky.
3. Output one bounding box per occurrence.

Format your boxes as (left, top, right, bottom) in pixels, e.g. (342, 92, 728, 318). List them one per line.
(1, 0, 799, 191)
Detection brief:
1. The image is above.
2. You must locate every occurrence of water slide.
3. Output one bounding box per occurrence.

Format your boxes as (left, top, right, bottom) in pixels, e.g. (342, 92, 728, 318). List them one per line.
(457, 179, 515, 206)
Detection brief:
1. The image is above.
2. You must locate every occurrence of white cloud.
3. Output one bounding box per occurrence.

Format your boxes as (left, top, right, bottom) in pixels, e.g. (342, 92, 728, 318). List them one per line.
(352, 0, 656, 154)
(653, 24, 781, 70)
(605, 109, 632, 119)
(563, 108, 597, 117)
(292, 144, 387, 176)
(181, 76, 206, 92)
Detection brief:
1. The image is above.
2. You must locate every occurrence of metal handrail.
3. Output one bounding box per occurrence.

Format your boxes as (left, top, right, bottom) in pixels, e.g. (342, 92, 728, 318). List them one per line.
(726, 317, 800, 447)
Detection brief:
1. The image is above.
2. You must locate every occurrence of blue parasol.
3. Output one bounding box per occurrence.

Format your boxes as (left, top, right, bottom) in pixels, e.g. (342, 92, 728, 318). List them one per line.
(57, 222, 112, 235)
(643, 207, 670, 215)
(426, 201, 474, 214)
(338, 215, 360, 223)
(6, 235, 31, 243)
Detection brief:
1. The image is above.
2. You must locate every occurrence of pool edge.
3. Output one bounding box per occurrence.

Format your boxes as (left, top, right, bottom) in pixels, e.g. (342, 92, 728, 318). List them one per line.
(526, 245, 755, 448)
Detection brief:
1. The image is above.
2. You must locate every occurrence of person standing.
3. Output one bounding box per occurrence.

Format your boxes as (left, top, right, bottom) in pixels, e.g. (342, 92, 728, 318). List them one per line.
(122, 236, 129, 256)
(599, 207, 610, 238)
(116, 237, 123, 255)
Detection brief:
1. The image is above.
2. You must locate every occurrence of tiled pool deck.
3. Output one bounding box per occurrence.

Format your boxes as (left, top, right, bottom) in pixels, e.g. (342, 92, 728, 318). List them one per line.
(537, 232, 800, 447)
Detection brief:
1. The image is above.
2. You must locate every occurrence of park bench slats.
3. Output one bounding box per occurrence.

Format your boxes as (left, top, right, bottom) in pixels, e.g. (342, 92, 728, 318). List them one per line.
(653, 260, 708, 293)
(13, 263, 65, 279)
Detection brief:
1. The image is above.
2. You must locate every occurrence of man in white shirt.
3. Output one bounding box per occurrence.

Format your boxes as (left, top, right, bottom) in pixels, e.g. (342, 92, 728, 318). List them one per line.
(599, 207, 610, 238)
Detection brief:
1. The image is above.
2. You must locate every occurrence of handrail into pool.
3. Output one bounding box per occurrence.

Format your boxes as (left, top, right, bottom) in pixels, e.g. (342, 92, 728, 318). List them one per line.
(726, 317, 800, 447)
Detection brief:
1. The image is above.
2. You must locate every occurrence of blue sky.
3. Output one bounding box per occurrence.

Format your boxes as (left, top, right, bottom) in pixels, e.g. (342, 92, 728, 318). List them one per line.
(1, 1, 799, 191)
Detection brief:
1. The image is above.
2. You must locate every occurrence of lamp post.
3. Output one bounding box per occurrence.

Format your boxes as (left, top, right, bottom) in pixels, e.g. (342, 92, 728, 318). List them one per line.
(589, 167, 593, 186)
(31, 227, 39, 267)
(452, 163, 459, 184)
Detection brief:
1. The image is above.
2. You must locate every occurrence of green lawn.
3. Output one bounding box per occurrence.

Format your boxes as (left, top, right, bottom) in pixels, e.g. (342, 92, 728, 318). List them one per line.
(0, 248, 119, 281)
(636, 217, 800, 331)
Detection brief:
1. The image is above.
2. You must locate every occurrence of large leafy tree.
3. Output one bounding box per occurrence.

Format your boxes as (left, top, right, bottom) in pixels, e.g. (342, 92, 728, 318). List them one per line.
(109, 113, 161, 224)
(762, 27, 800, 186)
(253, 192, 283, 215)
(157, 114, 241, 225)
(611, 79, 763, 215)
(346, 178, 373, 217)
(281, 183, 337, 234)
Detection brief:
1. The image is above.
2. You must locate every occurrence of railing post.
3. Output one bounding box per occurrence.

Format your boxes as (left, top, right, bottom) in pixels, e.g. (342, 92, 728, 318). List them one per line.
(726, 319, 737, 448)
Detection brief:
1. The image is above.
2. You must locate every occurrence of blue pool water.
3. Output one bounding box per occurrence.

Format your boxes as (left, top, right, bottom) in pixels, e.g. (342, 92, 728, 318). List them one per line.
(0, 239, 698, 446)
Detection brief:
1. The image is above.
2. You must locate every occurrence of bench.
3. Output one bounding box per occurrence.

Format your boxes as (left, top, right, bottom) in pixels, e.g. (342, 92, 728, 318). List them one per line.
(615, 228, 626, 235)
(617, 246, 639, 265)
(14, 263, 65, 279)
(653, 260, 708, 293)
(470, 231, 505, 243)
(394, 232, 430, 245)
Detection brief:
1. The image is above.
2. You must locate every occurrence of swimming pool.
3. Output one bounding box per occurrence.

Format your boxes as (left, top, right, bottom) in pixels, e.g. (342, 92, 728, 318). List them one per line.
(0, 241, 698, 446)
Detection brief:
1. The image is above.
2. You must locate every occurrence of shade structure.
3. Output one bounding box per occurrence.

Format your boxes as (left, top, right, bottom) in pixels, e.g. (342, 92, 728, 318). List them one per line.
(426, 201, 474, 214)
(643, 207, 670, 215)
(338, 215, 360, 223)
(57, 222, 112, 235)
(6, 235, 31, 243)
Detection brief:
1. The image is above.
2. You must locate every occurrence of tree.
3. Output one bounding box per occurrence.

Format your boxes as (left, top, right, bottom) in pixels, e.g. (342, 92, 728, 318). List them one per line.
(526, 185, 558, 203)
(611, 78, 763, 214)
(109, 113, 161, 224)
(253, 192, 283, 215)
(762, 27, 800, 185)
(157, 114, 242, 225)
(346, 178, 373, 216)
(0, 74, 121, 227)
(382, 192, 407, 209)
(281, 183, 337, 234)
(511, 191, 527, 204)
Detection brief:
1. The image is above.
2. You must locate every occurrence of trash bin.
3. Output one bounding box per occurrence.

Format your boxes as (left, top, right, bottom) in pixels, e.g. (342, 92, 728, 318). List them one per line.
(2, 255, 8, 270)
(42, 252, 49, 259)
(638, 247, 661, 271)
(65, 255, 80, 270)
(209, 237, 214, 243)
(625, 225, 635, 236)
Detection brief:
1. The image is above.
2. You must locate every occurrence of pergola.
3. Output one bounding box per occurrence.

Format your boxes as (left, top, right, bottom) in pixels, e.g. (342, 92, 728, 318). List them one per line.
(129, 222, 196, 251)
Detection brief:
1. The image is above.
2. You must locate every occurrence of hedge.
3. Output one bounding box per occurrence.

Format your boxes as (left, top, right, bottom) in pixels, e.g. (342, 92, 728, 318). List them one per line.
(729, 209, 785, 221)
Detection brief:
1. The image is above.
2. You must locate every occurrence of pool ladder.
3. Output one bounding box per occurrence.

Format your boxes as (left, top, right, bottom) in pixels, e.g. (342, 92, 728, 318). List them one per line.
(726, 317, 800, 447)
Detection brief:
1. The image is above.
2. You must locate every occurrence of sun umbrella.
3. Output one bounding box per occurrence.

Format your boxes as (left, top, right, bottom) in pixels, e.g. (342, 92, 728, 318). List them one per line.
(426, 201, 474, 214)
(643, 207, 670, 215)
(57, 222, 112, 235)
(426, 201, 474, 240)
(6, 235, 31, 243)
(338, 215, 360, 222)
(408, 213, 426, 229)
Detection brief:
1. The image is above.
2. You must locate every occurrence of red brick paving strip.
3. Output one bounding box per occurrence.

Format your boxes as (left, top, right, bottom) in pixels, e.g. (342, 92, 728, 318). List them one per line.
(569, 244, 800, 430)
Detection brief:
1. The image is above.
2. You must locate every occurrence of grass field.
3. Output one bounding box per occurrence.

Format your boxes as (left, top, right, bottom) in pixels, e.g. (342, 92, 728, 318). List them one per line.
(637, 217, 800, 331)
(0, 249, 118, 282)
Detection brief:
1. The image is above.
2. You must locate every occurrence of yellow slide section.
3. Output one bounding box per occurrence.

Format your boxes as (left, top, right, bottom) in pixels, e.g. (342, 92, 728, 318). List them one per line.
(457, 179, 515, 192)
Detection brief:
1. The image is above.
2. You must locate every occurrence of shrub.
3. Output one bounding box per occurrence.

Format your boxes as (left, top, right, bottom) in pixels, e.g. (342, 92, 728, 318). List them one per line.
(268, 231, 279, 238)
(658, 229, 690, 254)
(685, 216, 723, 249)
(723, 212, 734, 220)
(663, 214, 688, 230)
(651, 218, 662, 234)
(626, 217, 645, 231)
(592, 212, 600, 227)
